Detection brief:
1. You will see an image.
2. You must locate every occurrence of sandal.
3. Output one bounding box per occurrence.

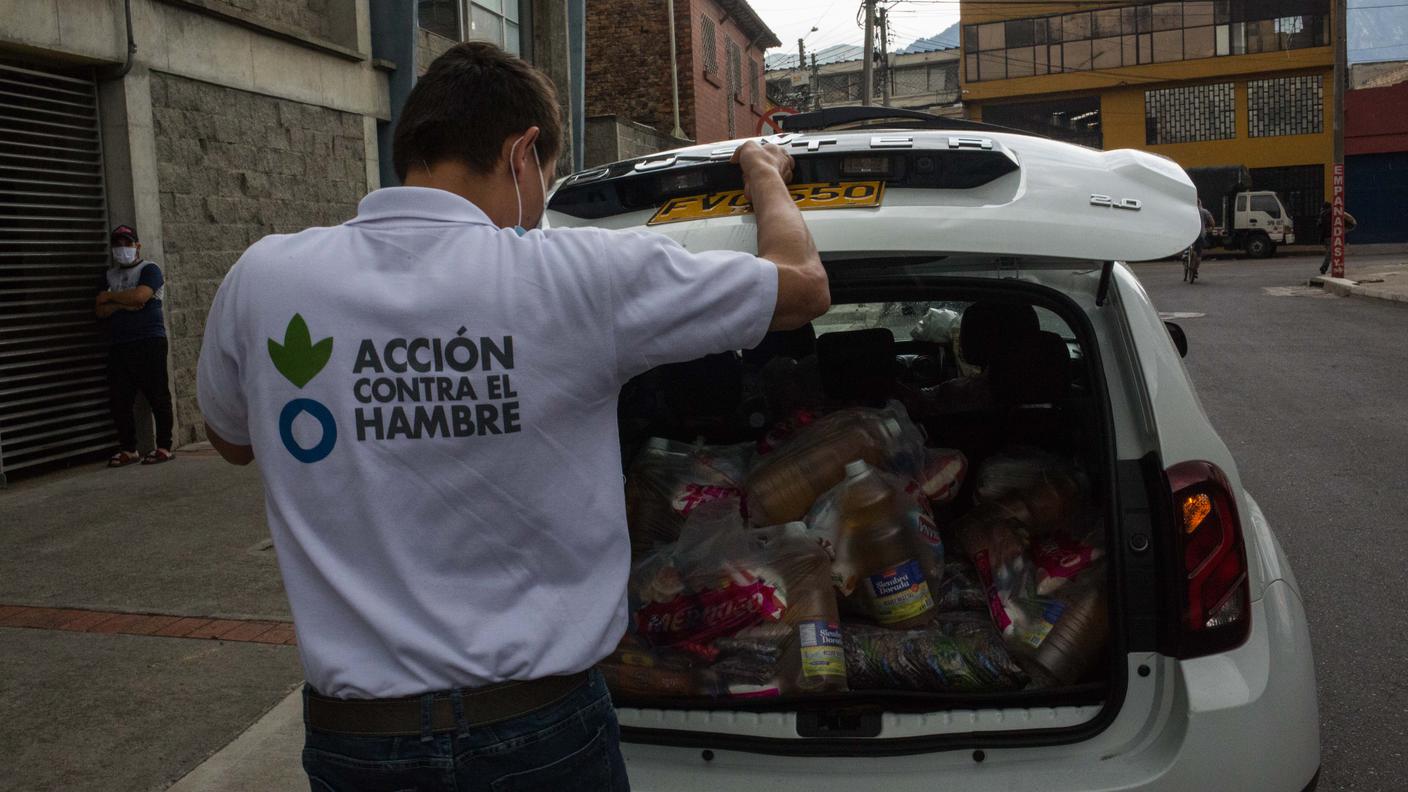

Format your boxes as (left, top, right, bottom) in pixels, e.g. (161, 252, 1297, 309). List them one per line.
(108, 451, 141, 468)
(141, 449, 175, 465)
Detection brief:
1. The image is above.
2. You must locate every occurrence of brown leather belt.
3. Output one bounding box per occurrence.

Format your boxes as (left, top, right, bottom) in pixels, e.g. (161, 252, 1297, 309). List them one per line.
(304, 671, 591, 736)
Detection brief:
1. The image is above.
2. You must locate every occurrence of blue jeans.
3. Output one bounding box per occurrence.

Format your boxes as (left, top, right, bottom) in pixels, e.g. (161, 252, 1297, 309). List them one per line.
(302, 671, 630, 791)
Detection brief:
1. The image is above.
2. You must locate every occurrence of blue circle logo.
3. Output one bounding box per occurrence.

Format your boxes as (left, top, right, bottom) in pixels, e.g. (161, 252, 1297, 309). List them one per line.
(279, 398, 337, 463)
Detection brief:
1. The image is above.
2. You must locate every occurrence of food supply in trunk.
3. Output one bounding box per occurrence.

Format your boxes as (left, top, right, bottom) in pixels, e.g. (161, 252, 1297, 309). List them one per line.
(843, 616, 1028, 692)
(954, 492, 1108, 685)
(745, 403, 926, 525)
(918, 447, 968, 504)
(620, 504, 847, 697)
(624, 438, 751, 560)
(974, 447, 1087, 534)
(807, 460, 938, 629)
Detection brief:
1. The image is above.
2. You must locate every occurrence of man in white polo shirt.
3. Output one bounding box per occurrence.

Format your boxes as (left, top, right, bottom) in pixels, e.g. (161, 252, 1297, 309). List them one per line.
(197, 42, 826, 791)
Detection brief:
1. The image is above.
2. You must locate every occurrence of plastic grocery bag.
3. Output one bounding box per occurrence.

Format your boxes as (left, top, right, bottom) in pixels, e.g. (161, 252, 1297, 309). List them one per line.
(953, 499, 1107, 685)
(624, 438, 752, 560)
(918, 447, 967, 504)
(843, 616, 1028, 692)
(973, 447, 1088, 534)
(622, 501, 847, 697)
(745, 402, 927, 525)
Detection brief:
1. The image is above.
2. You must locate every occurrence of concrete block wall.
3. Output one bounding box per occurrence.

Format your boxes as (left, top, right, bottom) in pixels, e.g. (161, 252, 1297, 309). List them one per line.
(206, 0, 334, 42)
(150, 73, 366, 444)
(584, 115, 684, 166)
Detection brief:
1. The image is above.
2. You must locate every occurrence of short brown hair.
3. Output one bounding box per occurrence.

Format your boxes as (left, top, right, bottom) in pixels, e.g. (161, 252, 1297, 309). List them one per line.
(392, 42, 562, 181)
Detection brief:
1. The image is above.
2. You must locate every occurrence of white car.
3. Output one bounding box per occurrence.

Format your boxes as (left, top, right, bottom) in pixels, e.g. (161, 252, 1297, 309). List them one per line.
(546, 109, 1320, 792)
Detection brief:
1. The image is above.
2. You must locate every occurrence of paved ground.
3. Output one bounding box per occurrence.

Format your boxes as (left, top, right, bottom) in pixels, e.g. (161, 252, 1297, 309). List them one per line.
(0, 450, 300, 791)
(1135, 251, 1408, 791)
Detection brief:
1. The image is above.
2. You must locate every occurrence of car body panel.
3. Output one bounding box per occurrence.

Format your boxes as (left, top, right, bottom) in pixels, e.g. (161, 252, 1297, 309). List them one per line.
(547, 131, 1201, 263)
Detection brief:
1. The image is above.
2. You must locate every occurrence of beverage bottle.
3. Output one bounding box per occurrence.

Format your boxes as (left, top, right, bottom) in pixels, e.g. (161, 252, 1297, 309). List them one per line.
(1031, 586, 1108, 686)
(838, 461, 937, 629)
(775, 523, 847, 692)
(746, 412, 904, 525)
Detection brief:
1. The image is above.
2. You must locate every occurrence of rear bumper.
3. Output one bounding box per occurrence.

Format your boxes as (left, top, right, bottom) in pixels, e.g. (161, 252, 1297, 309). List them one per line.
(617, 580, 1319, 791)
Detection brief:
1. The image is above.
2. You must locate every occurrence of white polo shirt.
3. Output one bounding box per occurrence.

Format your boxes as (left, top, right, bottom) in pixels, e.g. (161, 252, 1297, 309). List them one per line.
(197, 187, 777, 698)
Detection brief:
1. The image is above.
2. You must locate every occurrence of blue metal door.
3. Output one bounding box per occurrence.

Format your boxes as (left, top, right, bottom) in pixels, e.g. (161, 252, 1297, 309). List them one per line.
(1347, 152, 1408, 244)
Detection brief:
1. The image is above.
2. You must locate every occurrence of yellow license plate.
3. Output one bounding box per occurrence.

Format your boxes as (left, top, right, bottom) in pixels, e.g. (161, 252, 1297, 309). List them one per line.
(647, 181, 885, 226)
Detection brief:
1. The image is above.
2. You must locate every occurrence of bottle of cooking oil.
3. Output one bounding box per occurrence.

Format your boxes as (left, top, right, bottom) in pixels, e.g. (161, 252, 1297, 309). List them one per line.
(837, 461, 936, 629)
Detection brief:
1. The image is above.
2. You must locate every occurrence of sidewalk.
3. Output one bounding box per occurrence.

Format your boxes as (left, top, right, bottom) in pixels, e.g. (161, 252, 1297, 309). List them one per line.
(1309, 255, 1408, 305)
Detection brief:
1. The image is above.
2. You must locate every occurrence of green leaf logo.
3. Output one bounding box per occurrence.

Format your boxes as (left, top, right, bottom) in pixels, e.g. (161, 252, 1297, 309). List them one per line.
(268, 314, 333, 388)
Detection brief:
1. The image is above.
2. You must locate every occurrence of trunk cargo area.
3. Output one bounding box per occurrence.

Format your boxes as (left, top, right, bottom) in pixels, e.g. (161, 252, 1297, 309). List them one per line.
(604, 284, 1119, 742)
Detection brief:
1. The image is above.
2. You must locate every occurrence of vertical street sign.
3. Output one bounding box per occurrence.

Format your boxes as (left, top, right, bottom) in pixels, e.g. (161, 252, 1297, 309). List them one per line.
(1331, 164, 1346, 278)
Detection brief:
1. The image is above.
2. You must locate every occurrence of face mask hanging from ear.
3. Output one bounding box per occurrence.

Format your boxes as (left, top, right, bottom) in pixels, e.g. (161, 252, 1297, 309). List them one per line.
(510, 135, 545, 237)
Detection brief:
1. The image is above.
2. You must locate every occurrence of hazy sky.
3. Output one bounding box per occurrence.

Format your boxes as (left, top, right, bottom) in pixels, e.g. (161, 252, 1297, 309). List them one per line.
(746, 0, 961, 56)
(745, 0, 1407, 62)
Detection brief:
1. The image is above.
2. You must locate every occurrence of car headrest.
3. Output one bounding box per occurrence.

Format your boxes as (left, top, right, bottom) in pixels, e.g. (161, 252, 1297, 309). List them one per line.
(817, 328, 895, 403)
(959, 301, 1041, 367)
(990, 331, 1071, 406)
(743, 324, 817, 368)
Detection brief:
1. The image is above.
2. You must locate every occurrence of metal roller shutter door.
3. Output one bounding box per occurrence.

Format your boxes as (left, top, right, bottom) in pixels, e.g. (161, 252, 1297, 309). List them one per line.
(0, 60, 115, 480)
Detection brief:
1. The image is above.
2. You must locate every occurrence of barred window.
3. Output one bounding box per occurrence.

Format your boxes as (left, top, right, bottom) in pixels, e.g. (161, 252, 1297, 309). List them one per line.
(727, 39, 742, 100)
(1144, 81, 1235, 144)
(701, 15, 717, 74)
(1248, 75, 1323, 137)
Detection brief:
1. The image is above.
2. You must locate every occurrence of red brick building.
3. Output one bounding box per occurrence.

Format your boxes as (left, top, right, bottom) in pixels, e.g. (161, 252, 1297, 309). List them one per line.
(1345, 78, 1408, 243)
(586, 0, 780, 150)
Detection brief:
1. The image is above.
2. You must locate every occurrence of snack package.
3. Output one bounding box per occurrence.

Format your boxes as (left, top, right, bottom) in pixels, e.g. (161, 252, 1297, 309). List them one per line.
(843, 616, 1028, 692)
(933, 559, 989, 614)
(624, 439, 752, 560)
(973, 448, 1087, 534)
(918, 447, 968, 504)
(621, 502, 848, 698)
(745, 402, 927, 526)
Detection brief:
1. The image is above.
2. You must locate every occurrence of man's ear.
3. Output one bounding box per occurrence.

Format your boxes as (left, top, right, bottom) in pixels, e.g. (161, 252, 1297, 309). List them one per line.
(501, 126, 541, 173)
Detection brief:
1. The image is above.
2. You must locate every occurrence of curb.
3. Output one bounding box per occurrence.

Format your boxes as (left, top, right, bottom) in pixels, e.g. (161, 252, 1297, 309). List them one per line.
(1309, 275, 1408, 305)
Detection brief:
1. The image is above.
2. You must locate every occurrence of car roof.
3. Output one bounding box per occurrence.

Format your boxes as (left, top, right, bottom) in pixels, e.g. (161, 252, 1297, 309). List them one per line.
(546, 127, 1201, 263)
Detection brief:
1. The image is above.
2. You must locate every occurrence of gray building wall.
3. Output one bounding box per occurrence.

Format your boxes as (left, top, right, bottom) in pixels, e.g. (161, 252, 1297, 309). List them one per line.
(585, 115, 686, 167)
(150, 73, 367, 442)
(1, 0, 389, 452)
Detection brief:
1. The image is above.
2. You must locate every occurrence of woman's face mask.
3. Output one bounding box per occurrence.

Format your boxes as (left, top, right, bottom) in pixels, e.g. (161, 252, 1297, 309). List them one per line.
(111, 246, 139, 266)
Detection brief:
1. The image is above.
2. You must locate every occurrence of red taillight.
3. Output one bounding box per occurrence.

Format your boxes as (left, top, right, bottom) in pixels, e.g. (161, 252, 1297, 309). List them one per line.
(1167, 461, 1251, 657)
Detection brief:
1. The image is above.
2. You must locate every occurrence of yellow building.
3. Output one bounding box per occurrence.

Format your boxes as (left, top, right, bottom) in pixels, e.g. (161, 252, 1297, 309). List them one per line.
(959, 1, 1334, 234)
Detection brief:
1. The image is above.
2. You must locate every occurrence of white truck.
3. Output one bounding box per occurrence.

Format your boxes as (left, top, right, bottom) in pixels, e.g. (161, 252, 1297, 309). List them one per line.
(1187, 165, 1296, 258)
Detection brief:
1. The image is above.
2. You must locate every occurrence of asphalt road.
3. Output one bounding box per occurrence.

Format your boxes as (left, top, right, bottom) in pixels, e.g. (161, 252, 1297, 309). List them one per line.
(1133, 253, 1408, 791)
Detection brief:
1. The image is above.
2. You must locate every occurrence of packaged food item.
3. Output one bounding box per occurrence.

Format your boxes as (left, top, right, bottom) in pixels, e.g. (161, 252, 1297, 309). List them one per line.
(597, 635, 719, 698)
(622, 504, 847, 697)
(806, 460, 937, 629)
(843, 616, 1028, 692)
(745, 403, 925, 525)
(1031, 529, 1104, 596)
(624, 438, 751, 560)
(974, 448, 1086, 534)
(932, 559, 989, 614)
(953, 501, 1108, 685)
(918, 447, 968, 504)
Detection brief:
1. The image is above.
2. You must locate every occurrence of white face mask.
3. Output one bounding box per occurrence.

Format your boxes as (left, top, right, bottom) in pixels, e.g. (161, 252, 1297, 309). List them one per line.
(112, 247, 138, 266)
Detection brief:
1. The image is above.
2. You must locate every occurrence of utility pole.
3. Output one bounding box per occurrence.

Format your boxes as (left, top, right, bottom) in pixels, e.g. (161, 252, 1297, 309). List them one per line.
(810, 53, 820, 110)
(798, 37, 806, 71)
(666, 0, 684, 139)
(1330, 0, 1348, 278)
(879, 5, 891, 107)
(861, 0, 876, 106)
